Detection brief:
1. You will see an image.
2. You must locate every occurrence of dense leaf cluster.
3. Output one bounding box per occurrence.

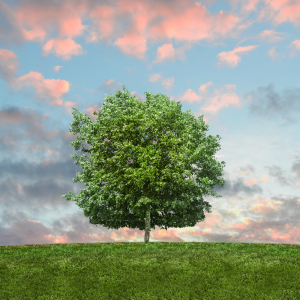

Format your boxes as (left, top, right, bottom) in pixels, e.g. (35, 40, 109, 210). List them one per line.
(62, 85, 226, 241)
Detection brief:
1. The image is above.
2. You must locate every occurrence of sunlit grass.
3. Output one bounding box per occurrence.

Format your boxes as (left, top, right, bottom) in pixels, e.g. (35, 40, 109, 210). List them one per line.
(1, 241, 300, 299)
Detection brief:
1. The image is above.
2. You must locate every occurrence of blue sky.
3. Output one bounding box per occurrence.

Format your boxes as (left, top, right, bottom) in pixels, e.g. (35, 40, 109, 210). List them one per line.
(0, 0, 300, 246)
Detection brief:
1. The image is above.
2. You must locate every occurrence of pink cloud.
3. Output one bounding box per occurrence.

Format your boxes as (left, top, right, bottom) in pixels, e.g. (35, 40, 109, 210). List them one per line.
(146, 74, 241, 122)
(15, 71, 71, 103)
(216, 45, 260, 68)
(201, 92, 241, 116)
(114, 32, 148, 60)
(148, 2, 241, 44)
(288, 39, 300, 57)
(2, 56, 77, 117)
(53, 66, 63, 72)
(11, 0, 90, 59)
(239, 0, 262, 14)
(259, 29, 287, 43)
(59, 17, 88, 38)
(13, 0, 90, 41)
(0, 0, 298, 64)
(42, 38, 87, 60)
(257, 0, 300, 28)
(260, 227, 298, 244)
(1, 0, 300, 125)
(0, 49, 21, 87)
(198, 82, 214, 94)
(153, 43, 176, 63)
(0, 48, 76, 110)
(268, 0, 300, 26)
(87, 3, 125, 43)
(248, 197, 284, 214)
(6, 0, 244, 61)
(177, 89, 204, 104)
(195, 212, 222, 230)
(161, 77, 175, 91)
(148, 73, 162, 82)
(245, 176, 269, 186)
(150, 42, 193, 67)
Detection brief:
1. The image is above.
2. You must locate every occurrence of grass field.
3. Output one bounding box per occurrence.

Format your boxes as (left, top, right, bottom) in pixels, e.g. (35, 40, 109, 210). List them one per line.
(1, 241, 300, 299)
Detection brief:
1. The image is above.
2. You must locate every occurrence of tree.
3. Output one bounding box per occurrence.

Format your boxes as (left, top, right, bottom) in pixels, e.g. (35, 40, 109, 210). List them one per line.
(62, 85, 226, 243)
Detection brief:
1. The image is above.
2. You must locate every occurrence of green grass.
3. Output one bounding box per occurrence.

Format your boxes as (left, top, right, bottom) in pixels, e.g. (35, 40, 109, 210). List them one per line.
(0, 241, 300, 299)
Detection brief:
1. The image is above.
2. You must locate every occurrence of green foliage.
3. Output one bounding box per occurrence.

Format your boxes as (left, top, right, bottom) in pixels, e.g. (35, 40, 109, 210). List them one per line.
(62, 85, 226, 240)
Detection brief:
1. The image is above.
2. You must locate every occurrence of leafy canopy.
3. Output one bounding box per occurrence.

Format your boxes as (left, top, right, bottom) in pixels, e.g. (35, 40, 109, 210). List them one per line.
(62, 85, 226, 235)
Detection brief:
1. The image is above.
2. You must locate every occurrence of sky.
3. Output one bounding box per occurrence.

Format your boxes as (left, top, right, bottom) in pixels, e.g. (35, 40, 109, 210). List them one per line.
(0, 0, 300, 247)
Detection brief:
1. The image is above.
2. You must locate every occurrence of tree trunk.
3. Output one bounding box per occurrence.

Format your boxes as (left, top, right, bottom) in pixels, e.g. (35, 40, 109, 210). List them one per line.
(144, 205, 151, 243)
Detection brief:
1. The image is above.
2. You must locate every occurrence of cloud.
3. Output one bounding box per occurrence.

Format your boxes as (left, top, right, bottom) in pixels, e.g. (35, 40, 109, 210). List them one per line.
(0, 0, 299, 64)
(0, 0, 245, 61)
(244, 83, 300, 126)
(215, 45, 260, 68)
(0, 1, 27, 46)
(53, 66, 63, 72)
(42, 38, 87, 60)
(149, 42, 193, 67)
(0, 48, 78, 114)
(0, 48, 21, 87)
